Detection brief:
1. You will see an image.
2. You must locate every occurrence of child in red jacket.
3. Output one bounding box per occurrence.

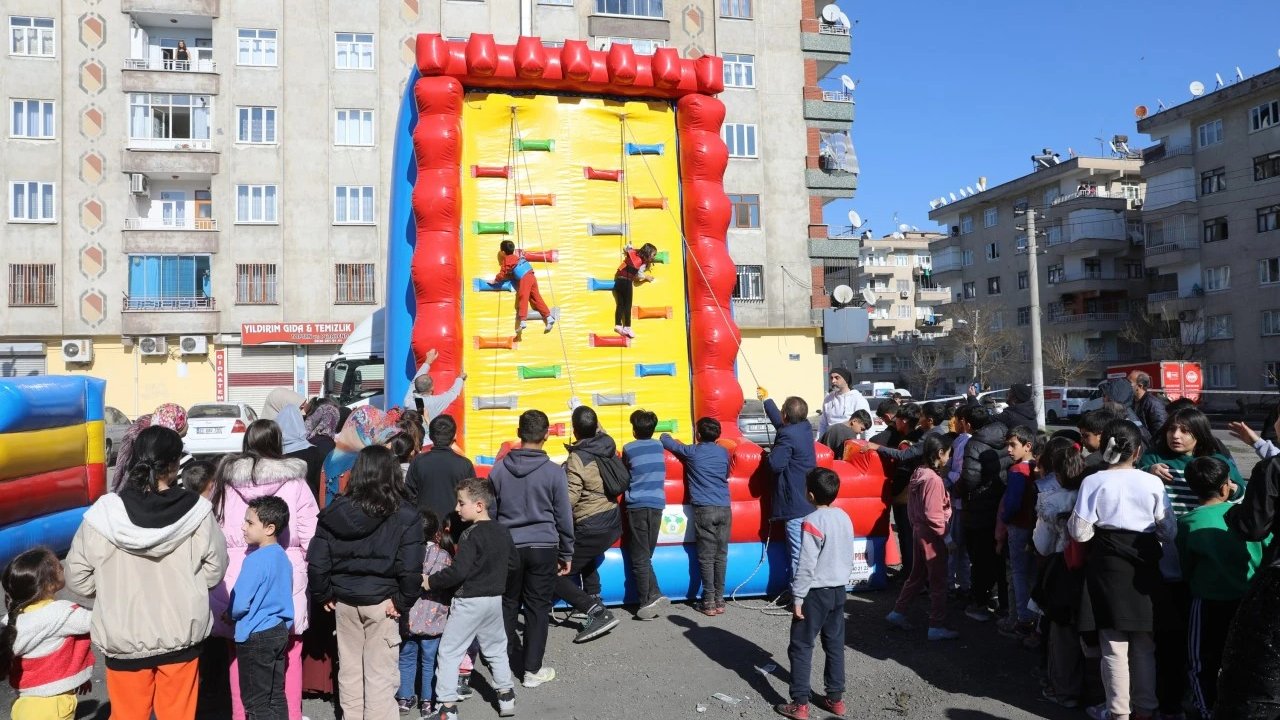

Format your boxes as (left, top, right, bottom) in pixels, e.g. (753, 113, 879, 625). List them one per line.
(494, 240, 558, 335)
(613, 242, 657, 337)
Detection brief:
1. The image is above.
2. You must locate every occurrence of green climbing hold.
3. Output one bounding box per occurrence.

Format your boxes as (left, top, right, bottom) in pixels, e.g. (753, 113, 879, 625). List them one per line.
(514, 138, 555, 152)
(654, 420, 678, 433)
(654, 250, 670, 264)
(518, 365, 562, 380)
(474, 221, 515, 235)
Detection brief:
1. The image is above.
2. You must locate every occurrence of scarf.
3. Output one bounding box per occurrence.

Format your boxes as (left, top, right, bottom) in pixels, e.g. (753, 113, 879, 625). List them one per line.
(277, 406, 313, 455)
(305, 404, 340, 439)
(261, 388, 306, 421)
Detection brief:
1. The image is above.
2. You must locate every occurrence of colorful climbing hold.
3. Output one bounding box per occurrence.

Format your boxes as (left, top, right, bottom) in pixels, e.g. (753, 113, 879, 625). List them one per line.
(631, 197, 666, 209)
(584, 167, 623, 181)
(589, 333, 631, 348)
(635, 363, 676, 377)
(474, 336, 518, 350)
(513, 138, 554, 152)
(653, 419, 678, 433)
(633, 306, 673, 320)
(517, 193, 556, 206)
(588, 223, 627, 236)
(472, 165, 511, 178)
(625, 142, 664, 155)
(588, 278, 616, 291)
(517, 364, 562, 380)
(473, 221, 515, 235)
(593, 392, 636, 406)
(473, 395, 518, 410)
(473, 278, 514, 292)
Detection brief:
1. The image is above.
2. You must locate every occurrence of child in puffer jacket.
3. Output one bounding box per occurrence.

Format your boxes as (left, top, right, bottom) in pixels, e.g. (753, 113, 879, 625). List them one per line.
(397, 510, 454, 716)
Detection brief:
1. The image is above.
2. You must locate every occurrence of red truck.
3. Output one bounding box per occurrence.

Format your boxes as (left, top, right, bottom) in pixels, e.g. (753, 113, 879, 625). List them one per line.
(1103, 361, 1202, 402)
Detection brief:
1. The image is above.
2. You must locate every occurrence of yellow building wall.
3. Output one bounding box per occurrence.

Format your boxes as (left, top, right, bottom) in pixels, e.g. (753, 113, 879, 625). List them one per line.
(737, 329, 825, 410)
(46, 338, 217, 418)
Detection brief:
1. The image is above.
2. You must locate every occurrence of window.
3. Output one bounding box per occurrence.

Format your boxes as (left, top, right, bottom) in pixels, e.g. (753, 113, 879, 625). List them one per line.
(235, 184, 278, 224)
(1264, 311, 1280, 337)
(9, 17, 54, 57)
(732, 265, 763, 301)
(1017, 271, 1029, 290)
(962, 282, 976, 299)
(237, 29, 277, 66)
(235, 264, 277, 304)
(896, 304, 911, 319)
(8, 264, 55, 306)
(334, 186, 374, 224)
(1250, 100, 1280, 133)
(983, 207, 998, 228)
(896, 279, 910, 293)
(1200, 167, 1226, 195)
(722, 53, 754, 88)
(595, 0, 664, 17)
(722, 123, 757, 158)
(727, 194, 759, 228)
(1043, 186, 1060, 206)
(1207, 363, 1236, 388)
(987, 276, 1001, 295)
(1268, 362, 1280, 388)
(1048, 264, 1064, 284)
(990, 311, 1005, 330)
(1017, 306, 1030, 326)
(128, 93, 212, 143)
(10, 99, 53, 138)
(127, 255, 212, 307)
(1207, 314, 1233, 339)
(540, 0, 574, 4)
(985, 242, 999, 260)
(1261, 257, 1280, 285)
(720, 0, 751, 18)
(596, 37, 664, 55)
(335, 32, 374, 69)
(1125, 261, 1145, 279)
(895, 254, 909, 267)
(1120, 181, 1141, 200)
(1256, 153, 1280, 181)
(961, 249, 973, 266)
(1044, 225, 1061, 246)
(236, 106, 276, 144)
(1197, 119, 1223, 147)
(1203, 217, 1228, 243)
(335, 109, 374, 146)
(335, 263, 376, 304)
(1259, 204, 1280, 233)
(8, 181, 54, 222)
(960, 215, 973, 234)
(1204, 265, 1231, 292)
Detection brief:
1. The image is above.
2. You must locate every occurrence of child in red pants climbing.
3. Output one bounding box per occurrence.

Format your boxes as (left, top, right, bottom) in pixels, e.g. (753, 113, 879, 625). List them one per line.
(495, 240, 558, 335)
(613, 242, 657, 338)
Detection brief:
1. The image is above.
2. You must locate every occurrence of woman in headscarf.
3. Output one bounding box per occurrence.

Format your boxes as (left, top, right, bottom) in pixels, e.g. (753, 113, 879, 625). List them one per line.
(278, 405, 326, 497)
(111, 403, 189, 490)
(304, 403, 341, 460)
(261, 388, 306, 421)
(320, 405, 392, 508)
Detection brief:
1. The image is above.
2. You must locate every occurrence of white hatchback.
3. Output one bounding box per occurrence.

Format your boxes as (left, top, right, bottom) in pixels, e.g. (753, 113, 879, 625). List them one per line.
(184, 402, 258, 456)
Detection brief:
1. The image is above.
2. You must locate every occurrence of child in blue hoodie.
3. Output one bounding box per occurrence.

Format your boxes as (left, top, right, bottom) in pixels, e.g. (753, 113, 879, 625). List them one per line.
(662, 417, 731, 615)
(758, 388, 818, 579)
(624, 409, 670, 620)
(230, 496, 294, 720)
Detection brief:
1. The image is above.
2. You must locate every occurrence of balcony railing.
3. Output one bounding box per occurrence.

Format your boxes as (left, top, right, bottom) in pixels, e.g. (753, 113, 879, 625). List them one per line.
(125, 57, 216, 72)
(1142, 142, 1193, 163)
(818, 20, 850, 35)
(1145, 238, 1200, 256)
(916, 286, 950, 300)
(1051, 188, 1140, 207)
(125, 217, 218, 231)
(1048, 312, 1126, 325)
(1049, 270, 1123, 285)
(820, 90, 854, 103)
(124, 295, 216, 311)
(127, 137, 213, 151)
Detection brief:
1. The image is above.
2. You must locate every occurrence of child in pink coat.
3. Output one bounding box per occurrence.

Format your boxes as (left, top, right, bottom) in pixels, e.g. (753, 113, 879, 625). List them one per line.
(209, 420, 319, 720)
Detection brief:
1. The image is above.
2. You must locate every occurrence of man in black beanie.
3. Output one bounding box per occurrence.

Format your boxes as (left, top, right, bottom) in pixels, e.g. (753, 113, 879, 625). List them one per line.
(996, 382, 1038, 430)
(817, 367, 869, 442)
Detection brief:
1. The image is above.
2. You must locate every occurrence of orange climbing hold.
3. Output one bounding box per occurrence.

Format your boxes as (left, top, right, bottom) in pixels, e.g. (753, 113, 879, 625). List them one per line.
(631, 197, 667, 209)
(474, 336, 518, 350)
(517, 193, 556, 206)
(633, 306, 673, 320)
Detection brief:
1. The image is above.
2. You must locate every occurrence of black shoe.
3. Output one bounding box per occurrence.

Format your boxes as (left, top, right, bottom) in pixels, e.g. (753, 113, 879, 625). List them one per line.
(574, 605, 620, 643)
(456, 673, 473, 701)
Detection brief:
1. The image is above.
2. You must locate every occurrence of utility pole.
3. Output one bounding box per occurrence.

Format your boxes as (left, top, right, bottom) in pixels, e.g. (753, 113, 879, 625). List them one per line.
(1023, 205, 1047, 428)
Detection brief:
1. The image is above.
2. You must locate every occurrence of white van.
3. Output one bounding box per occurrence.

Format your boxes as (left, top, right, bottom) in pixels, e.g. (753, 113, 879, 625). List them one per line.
(1043, 386, 1096, 422)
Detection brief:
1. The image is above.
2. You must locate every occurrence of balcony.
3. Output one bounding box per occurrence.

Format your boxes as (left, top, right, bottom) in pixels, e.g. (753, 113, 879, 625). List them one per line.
(807, 238, 860, 260)
(915, 285, 950, 304)
(1145, 291, 1201, 317)
(125, 217, 216, 231)
(123, 58, 219, 95)
(1046, 312, 1127, 332)
(123, 217, 218, 253)
(1048, 188, 1137, 212)
(800, 16, 851, 75)
(1047, 271, 1131, 293)
(806, 153, 858, 195)
(1144, 238, 1201, 270)
(121, 295, 219, 334)
(1140, 142, 1195, 177)
(122, 140, 219, 175)
(803, 89, 855, 123)
(121, 0, 220, 14)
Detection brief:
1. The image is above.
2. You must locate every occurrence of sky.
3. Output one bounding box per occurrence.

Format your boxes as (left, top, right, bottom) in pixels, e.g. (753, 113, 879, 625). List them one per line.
(822, 0, 1280, 236)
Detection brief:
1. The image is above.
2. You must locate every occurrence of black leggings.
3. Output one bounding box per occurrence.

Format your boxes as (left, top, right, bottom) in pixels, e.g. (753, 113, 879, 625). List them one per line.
(612, 279, 633, 327)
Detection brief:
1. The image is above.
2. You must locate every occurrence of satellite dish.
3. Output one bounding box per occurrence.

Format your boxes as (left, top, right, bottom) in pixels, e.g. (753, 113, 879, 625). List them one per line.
(898, 223, 910, 233)
(840, 75, 856, 92)
(836, 8, 851, 27)
(821, 4, 842, 22)
(1215, 72, 1225, 89)
(832, 285, 855, 305)
(861, 288, 878, 306)
(966, 185, 976, 195)
(1237, 66, 1245, 82)
(949, 192, 958, 202)
(891, 231, 905, 240)
(928, 199, 942, 210)
(847, 210, 863, 228)
(911, 225, 920, 232)
(1189, 80, 1205, 97)
(1134, 104, 1149, 119)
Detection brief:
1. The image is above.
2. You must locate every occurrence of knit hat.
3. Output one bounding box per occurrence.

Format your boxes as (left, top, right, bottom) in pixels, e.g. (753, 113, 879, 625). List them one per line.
(1102, 377, 1134, 406)
(1009, 383, 1032, 404)
(832, 367, 853, 387)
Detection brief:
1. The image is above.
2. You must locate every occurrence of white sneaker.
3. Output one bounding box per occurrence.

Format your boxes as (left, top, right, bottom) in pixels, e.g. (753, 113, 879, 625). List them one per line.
(614, 325, 626, 336)
(523, 666, 556, 688)
(621, 326, 636, 338)
(544, 308, 558, 333)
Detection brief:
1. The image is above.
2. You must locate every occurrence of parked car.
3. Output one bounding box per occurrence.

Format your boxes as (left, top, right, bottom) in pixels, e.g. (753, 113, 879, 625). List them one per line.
(103, 406, 130, 465)
(1044, 386, 1096, 422)
(183, 402, 258, 457)
(738, 399, 776, 448)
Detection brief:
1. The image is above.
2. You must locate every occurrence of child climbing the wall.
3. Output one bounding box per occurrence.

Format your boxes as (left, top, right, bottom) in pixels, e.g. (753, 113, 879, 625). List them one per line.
(494, 240, 558, 336)
(613, 242, 658, 338)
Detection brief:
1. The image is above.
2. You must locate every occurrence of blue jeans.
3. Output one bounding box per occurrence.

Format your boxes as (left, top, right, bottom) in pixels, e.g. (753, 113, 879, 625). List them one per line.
(785, 518, 804, 578)
(1008, 526, 1035, 622)
(397, 634, 441, 702)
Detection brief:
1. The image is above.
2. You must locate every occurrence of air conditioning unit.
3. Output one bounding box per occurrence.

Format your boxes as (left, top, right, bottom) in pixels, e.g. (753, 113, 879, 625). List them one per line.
(1178, 310, 1196, 322)
(179, 335, 208, 355)
(900, 291, 910, 299)
(1132, 199, 1144, 209)
(62, 339, 93, 363)
(129, 173, 149, 196)
(138, 336, 168, 356)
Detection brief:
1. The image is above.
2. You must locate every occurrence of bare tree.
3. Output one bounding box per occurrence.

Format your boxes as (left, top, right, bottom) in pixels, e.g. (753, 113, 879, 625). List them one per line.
(1041, 333, 1096, 387)
(939, 301, 1019, 388)
(1120, 304, 1207, 362)
(904, 343, 944, 398)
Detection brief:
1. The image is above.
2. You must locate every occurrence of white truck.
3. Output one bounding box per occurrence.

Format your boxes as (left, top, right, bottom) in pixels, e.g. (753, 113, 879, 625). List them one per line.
(322, 309, 387, 408)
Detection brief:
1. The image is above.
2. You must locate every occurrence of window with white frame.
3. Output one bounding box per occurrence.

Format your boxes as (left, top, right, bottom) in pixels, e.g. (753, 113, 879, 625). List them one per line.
(985, 242, 999, 260)
(335, 109, 374, 146)
(235, 184, 278, 224)
(983, 207, 998, 228)
(1203, 217, 1228, 243)
(236, 106, 276, 144)
(1259, 204, 1280, 233)
(1264, 310, 1280, 336)
(539, 0, 574, 4)
(237, 29, 277, 66)
(895, 254, 908, 267)
(896, 279, 910, 293)
(1200, 167, 1226, 195)
(128, 93, 212, 142)
(1197, 119, 1224, 147)
(596, 37, 664, 55)
(595, 0, 664, 17)
(9, 17, 54, 57)
(1204, 265, 1230, 292)
(961, 249, 973, 266)
(1206, 313, 1233, 339)
(10, 99, 53, 138)
(1250, 100, 1280, 133)
(960, 215, 973, 234)
(720, 0, 751, 18)
(1207, 363, 1236, 388)
(1261, 257, 1280, 285)
(334, 186, 374, 224)
(1120, 181, 1141, 200)
(1043, 186, 1060, 206)
(732, 265, 763, 301)
(335, 32, 374, 70)
(1018, 271, 1028, 290)
(8, 181, 54, 222)
(1267, 361, 1280, 388)
(722, 123, 757, 158)
(897, 304, 911, 319)
(962, 281, 976, 299)
(722, 53, 754, 88)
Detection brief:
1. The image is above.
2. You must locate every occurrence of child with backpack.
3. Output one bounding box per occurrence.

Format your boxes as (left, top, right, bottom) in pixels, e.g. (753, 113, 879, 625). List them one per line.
(661, 418, 732, 616)
(493, 240, 558, 335)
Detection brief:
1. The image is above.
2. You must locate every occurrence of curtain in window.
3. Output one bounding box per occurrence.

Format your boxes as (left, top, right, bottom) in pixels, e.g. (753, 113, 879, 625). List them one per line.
(193, 99, 210, 139)
(130, 97, 150, 138)
(361, 187, 373, 222)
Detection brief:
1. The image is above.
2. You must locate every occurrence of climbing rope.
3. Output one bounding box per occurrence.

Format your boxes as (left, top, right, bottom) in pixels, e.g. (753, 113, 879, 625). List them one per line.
(616, 116, 634, 430)
(486, 108, 519, 450)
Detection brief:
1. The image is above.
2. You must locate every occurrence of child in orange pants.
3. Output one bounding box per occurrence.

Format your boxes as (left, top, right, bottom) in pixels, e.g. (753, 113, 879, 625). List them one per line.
(494, 240, 558, 335)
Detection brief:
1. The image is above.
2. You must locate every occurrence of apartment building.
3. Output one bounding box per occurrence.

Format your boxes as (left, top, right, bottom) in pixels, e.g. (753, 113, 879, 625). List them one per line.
(1136, 66, 1280, 392)
(822, 231, 946, 391)
(1, 0, 854, 412)
(927, 156, 1146, 389)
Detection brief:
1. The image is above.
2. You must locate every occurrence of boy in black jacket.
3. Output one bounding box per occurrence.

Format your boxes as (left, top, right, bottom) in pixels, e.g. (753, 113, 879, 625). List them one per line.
(956, 405, 1010, 622)
(426, 477, 518, 720)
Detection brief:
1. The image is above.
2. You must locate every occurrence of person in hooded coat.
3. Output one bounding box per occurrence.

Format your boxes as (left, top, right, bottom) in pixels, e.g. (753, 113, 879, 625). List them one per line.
(261, 388, 306, 422)
(955, 405, 1011, 622)
(112, 403, 189, 491)
(65, 425, 228, 720)
(304, 403, 341, 460)
(208, 419, 318, 720)
(997, 383, 1039, 431)
(276, 406, 327, 497)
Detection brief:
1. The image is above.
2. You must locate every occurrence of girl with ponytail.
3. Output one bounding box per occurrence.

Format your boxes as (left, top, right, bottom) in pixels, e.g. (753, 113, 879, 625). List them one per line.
(1, 547, 94, 720)
(1032, 436, 1087, 708)
(1068, 419, 1176, 720)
